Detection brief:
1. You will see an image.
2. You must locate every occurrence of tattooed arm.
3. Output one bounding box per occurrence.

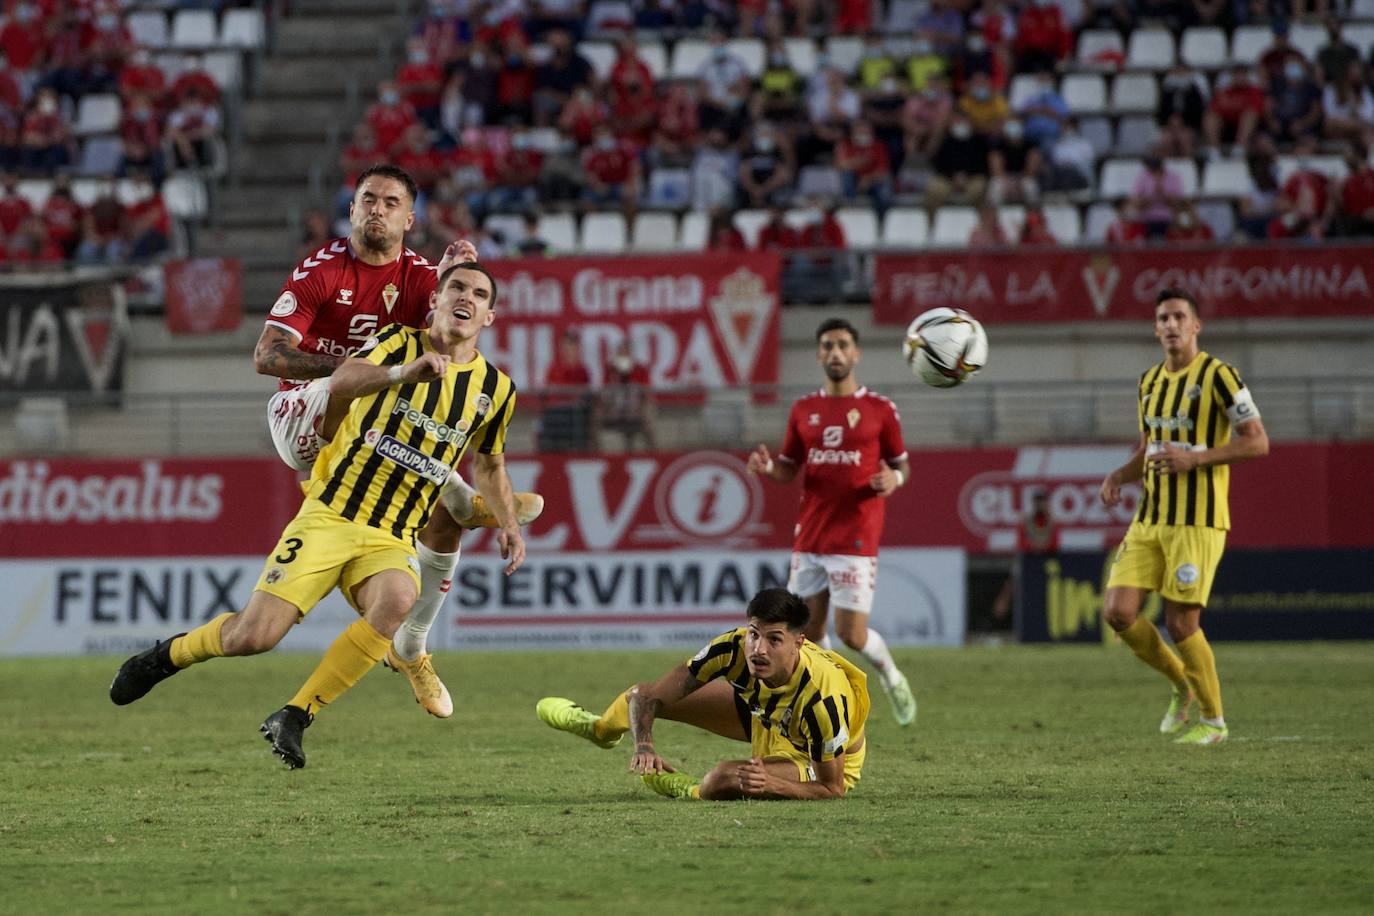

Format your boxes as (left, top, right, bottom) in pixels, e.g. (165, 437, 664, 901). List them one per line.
(627, 663, 703, 775)
(253, 325, 343, 380)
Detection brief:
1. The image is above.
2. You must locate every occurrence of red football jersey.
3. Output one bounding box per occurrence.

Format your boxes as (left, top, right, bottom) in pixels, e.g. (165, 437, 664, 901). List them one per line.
(777, 387, 908, 557)
(265, 237, 437, 390)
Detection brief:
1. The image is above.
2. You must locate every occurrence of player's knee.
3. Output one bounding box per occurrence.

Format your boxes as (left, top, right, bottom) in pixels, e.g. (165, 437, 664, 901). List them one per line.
(836, 619, 866, 649)
(697, 762, 738, 800)
(1102, 596, 1137, 632)
(1164, 612, 1199, 643)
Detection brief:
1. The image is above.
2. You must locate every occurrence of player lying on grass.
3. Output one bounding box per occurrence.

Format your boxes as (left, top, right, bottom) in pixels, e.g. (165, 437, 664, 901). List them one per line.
(537, 587, 869, 800)
(110, 263, 525, 769)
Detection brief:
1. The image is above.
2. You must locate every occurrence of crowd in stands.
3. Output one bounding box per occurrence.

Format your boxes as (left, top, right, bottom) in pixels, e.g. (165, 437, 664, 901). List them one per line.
(331, 0, 1374, 260)
(0, 1, 235, 269)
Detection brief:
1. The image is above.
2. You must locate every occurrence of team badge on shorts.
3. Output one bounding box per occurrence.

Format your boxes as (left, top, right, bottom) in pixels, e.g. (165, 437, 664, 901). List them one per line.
(265, 566, 286, 585)
(1175, 564, 1200, 587)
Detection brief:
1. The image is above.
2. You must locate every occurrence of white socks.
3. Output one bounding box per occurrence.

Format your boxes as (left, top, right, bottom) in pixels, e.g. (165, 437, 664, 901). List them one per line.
(393, 542, 460, 661)
(818, 633, 833, 650)
(858, 628, 903, 689)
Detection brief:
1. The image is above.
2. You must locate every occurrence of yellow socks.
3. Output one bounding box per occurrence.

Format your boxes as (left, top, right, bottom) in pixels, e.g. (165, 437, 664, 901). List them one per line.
(594, 688, 632, 744)
(169, 613, 233, 669)
(288, 619, 392, 718)
(1175, 629, 1224, 722)
(1118, 617, 1189, 690)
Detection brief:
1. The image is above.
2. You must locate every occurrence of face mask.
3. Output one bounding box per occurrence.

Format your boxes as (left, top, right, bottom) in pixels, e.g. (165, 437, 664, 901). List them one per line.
(409, 50, 428, 65)
(855, 132, 873, 145)
(134, 108, 151, 122)
(512, 135, 528, 150)
(951, 123, 972, 140)
(611, 355, 633, 374)
(598, 136, 616, 150)
(15, 6, 33, 22)
(912, 40, 932, 55)
(713, 47, 729, 62)
(38, 97, 56, 114)
(1004, 121, 1023, 140)
(968, 36, 987, 53)
(1285, 63, 1305, 81)
(972, 86, 991, 101)
(98, 15, 118, 29)
(381, 90, 400, 105)
(1178, 213, 1195, 228)
(756, 136, 775, 151)
(881, 77, 899, 93)
(471, 53, 486, 67)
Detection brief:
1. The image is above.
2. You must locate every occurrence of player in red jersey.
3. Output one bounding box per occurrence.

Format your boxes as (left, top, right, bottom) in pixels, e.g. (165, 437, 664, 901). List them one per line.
(252, 164, 543, 719)
(746, 317, 918, 726)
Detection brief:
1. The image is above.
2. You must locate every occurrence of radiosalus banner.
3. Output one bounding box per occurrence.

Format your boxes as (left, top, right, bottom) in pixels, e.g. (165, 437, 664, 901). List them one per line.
(873, 245, 1374, 324)
(482, 253, 782, 388)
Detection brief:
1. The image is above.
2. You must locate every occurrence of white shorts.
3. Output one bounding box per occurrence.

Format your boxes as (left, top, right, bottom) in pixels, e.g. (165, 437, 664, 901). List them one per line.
(267, 379, 331, 471)
(788, 553, 878, 614)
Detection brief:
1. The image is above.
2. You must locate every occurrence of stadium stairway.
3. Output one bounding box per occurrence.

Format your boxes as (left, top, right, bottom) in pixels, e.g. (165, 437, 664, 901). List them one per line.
(199, 0, 416, 311)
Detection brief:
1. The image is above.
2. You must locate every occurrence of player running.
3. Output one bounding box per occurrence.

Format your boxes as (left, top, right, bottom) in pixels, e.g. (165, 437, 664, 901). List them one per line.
(745, 317, 917, 726)
(252, 164, 542, 718)
(111, 263, 524, 768)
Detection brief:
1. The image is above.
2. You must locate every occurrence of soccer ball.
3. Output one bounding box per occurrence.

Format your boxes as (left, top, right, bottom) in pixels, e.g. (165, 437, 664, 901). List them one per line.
(902, 307, 989, 388)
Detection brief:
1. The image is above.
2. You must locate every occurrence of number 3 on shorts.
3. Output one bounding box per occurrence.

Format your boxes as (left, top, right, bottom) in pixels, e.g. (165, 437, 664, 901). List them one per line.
(275, 537, 303, 564)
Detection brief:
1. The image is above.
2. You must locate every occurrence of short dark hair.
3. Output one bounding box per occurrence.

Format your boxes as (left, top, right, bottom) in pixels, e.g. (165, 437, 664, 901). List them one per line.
(437, 261, 499, 310)
(745, 588, 810, 632)
(816, 317, 859, 344)
(1155, 287, 1199, 316)
(355, 164, 418, 204)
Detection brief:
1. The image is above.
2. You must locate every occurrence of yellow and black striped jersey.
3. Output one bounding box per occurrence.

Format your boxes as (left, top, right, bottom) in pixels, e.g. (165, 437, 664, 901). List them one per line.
(687, 627, 869, 762)
(306, 323, 516, 543)
(1134, 350, 1260, 530)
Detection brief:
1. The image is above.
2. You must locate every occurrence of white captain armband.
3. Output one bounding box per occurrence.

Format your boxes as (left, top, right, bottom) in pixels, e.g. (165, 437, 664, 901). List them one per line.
(1226, 387, 1260, 426)
(387, 364, 404, 385)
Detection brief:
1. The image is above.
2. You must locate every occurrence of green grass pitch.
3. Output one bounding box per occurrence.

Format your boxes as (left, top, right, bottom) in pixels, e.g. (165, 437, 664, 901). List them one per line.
(3, 642, 1372, 915)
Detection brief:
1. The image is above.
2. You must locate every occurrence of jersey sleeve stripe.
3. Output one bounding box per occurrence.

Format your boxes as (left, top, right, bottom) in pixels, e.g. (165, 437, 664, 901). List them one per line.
(264, 319, 303, 341)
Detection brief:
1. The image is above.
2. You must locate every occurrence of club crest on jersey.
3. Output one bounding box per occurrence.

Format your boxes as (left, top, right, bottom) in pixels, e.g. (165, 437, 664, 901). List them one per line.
(1186, 385, 1202, 400)
(475, 393, 493, 417)
(847, 408, 860, 429)
(270, 291, 297, 317)
(382, 282, 400, 313)
(335, 288, 354, 306)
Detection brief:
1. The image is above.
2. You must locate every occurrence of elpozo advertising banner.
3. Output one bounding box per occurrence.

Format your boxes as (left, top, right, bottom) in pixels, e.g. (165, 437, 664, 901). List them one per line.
(1015, 550, 1374, 643)
(873, 245, 1374, 325)
(482, 252, 781, 389)
(0, 274, 129, 393)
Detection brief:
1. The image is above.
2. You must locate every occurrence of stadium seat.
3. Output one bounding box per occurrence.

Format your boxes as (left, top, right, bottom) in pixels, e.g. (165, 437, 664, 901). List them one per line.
(483, 213, 526, 249)
(73, 94, 121, 136)
(586, 0, 633, 35)
(17, 179, 52, 210)
(996, 205, 1026, 239)
(638, 42, 668, 80)
(1167, 157, 1200, 196)
(835, 207, 878, 248)
(1008, 73, 1041, 111)
(785, 38, 818, 76)
(1076, 29, 1124, 69)
(1098, 158, 1144, 198)
(679, 211, 709, 250)
(931, 206, 978, 246)
(796, 165, 843, 199)
(115, 177, 152, 206)
(203, 51, 242, 92)
(725, 38, 765, 78)
(1110, 73, 1159, 113)
(825, 36, 864, 75)
(630, 212, 678, 251)
(163, 173, 209, 220)
(77, 136, 123, 175)
(1115, 116, 1161, 157)
(1061, 74, 1106, 114)
(1230, 26, 1271, 65)
(220, 8, 266, 50)
(644, 167, 691, 209)
(170, 9, 217, 48)
(537, 213, 578, 251)
(125, 10, 168, 48)
(69, 179, 104, 207)
(1043, 203, 1082, 243)
(1126, 28, 1176, 70)
(1201, 158, 1252, 197)
(1276, 155, 1350, 184)
(526, 127, 562, 153)
(883, 0, 926, 33)
(580, 212, 627, 253)
(1345, 24, 1374, 58)
(1196, 200, 1236, 240)
(1083, 201, 1116, 241)
(578, 41, 616, 80)
(1079, 116, 1114, 159)
(1289, 23, 1325, 61)
(670, 39, 712, 80)
(1180, 27, 1228, 69)
(733, 209, 769, 247)
(1354, 0, 1374, 15)
(879, 207, 929, 249)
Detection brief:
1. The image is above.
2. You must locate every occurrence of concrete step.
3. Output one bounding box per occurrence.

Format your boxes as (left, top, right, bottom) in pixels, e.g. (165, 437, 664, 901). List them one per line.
(294, 0, 417, 15)
(201, 224, 297, 259)
(257, 57, 391, 99)
(273, 17, 405, 56)
(235, 139, 340, 177)
(240, 99, 352, 142)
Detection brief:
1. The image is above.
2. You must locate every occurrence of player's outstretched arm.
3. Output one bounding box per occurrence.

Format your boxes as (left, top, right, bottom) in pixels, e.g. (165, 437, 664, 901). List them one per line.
(328, 352, 450, 399)
(253, 325, 342, 380)
(627, 664, 701, 775)
(471, 452, 526, 576)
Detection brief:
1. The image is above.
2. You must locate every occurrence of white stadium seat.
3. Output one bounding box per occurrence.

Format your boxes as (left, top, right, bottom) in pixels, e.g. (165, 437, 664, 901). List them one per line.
(170, 9, 217, 48)
(638, 41, 668, 80)
(220, 8, 266, 50)
(1083, 201, 1116, 242)
(1076, 29, 1124, 69)
(880, 207, 928, 249)
(670, 39, 712, 79)
(931, 206, 978, 246)
(630, 212, 678, 251)
(1201, 158, 1253, 197)
(580, 212, 627, 253)
(17, 179, 53, 210)
(1098, 158, 1144, 198)
(74, 94, 121, 136)
(1289, 23, 1325, 61)
(1110, 73, 1159, 113)
(586, 0, 633, 35)
(1008, 73, 1042, 111)
(1061, 73, 1107, 114)
(725, 38, 765, 78)
(996, 205, 1025, 239)
(835, 207, 878, 249)
(1230, 26, 1271, 65)
(796, 165, 843, 199)
(1276, 155, 1349, 184)
(578, 41, 616, 80)
(1167, 157, 1199, 196)
(733, 209, 769, 247)
(1197, 200, 1236, 240)
(884, 0, 926, 33)
(784, 38, 818, 76)
(1180, 27, 1228, 69)
(1345, 24, 1374, 59)
(1043, 203, 1082, 243)
(70, 178, 106, 207)
(537, 213, 578, 252)
(1126, 28, 1175, 70)
(679, 211, 709, 250)
(1354, 0, 1374, 14)
(78, 136, 123, 175)
(1079, 116, 1114, 159)
(1115, 116, 1160, 157)
(483, 213, 526, 248)
(125, 10, 168, 48)
(203, 51, 242, 92)
(825, 36, 865, 75)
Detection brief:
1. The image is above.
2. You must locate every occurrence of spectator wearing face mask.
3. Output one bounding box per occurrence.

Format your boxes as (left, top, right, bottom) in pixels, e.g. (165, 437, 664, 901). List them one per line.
(396, 38, 445, 129)
(1258, 23, 1307, 85)
(1203, 66, 1264, 159)
(1018, 71, 1069, 149)
(610, 70, 657, 148)
(596, 342, 655, 453)
(915, 0, 966, 58)
(580, 124, 642, 217)
(958, 72, 1010, 138)
(954, 30, 1006, 90)
(988, 118, 1042, 204)
(493, 36, 536, 124)
(863, 73, 910, 171)
(697, 29, 751, 128)
(533, 28, 594, 127)
(903, 74, 953, 161)
(20, 88, 75, 174)
(1045, 116, 1094, 191)
(929, 115, 991, 207)
(119, 95, 164, 181)
(366, 80, 418, 155)
(1165, 201, 1216, 243)
(738, 123, 795, 209)
(1322, 61, 1374, 147)
(759, 39, 803, 122)
(165, 87, 221, 170)
(118, 48, 167, 107)
(171, 54, 221, 107)
(857, 32, 896, 91)
(1012, 0, 1071, 74)
(1131, 154, 1185, 239)
(836, 119, 893, 213)
(691, 127, 741, 211)
(1265, 58, 1322, 145)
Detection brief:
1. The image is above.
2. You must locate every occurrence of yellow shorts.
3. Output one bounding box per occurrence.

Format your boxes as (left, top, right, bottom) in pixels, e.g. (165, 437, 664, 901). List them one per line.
(254, 497, 421, 616)
(1105, 522, 1227, 607)
(753, 728, 866, 791)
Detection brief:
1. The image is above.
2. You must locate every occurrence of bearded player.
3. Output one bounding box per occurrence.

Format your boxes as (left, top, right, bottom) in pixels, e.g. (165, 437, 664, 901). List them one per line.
(746, 317, 917, 727)
(251, 164, 541, 719)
